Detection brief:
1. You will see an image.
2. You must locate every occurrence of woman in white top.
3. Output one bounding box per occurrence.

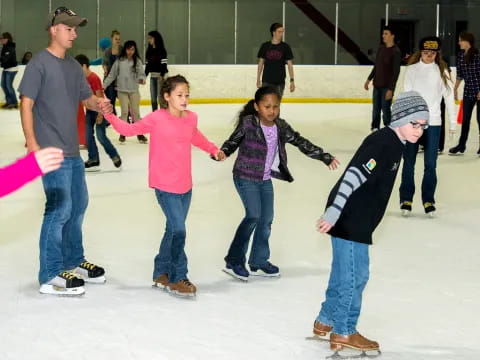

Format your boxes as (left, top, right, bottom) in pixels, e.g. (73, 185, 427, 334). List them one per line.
(399, 36, 456, 217)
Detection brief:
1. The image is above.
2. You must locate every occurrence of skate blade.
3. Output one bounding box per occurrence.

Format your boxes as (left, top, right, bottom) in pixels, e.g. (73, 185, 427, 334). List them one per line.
(152, 282, 168, 290)
(166, 288, 196, 299)
(305, 335, 330, 343)
(85, 168, 101, 172)
(401, 210, 411, 217)
(427, 212, 435, 218)
(222, 268, 249, 282)
(83, 275, 106, 284)
(249, 271, 280, 278)
(327, 349, 381, 359)
(39, 284, 85, 297)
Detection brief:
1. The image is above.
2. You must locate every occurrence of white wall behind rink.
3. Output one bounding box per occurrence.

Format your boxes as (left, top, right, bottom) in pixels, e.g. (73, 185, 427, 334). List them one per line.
(3, 64, 460, 103)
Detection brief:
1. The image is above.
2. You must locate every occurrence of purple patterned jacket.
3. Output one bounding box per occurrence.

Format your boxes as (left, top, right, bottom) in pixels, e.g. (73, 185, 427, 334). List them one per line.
(221, 115, 334, 183)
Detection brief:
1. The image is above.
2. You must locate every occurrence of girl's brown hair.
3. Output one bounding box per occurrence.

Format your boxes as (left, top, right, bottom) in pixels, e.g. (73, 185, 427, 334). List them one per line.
(160, 75, 189, 109)
(459, 31, 479, 64)
(111, 30, 120, 38)
(1, 32, 13, 42)
(408, 50, 451, 87)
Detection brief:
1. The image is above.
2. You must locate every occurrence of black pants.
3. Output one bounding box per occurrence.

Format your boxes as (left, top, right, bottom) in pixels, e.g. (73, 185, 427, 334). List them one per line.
(457, 97, 480, 149)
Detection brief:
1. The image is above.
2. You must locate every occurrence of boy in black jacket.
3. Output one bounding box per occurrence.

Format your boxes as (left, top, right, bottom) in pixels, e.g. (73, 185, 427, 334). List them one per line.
(312, 91, 429, 354)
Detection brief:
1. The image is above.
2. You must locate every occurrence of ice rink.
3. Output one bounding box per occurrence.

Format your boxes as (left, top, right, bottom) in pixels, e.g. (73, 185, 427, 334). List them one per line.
(0, 103, 479, 360)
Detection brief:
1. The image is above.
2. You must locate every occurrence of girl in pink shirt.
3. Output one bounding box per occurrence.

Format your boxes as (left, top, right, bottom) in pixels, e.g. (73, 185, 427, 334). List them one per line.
(0, 147, 63, 198)
(104, 75, 222, 297)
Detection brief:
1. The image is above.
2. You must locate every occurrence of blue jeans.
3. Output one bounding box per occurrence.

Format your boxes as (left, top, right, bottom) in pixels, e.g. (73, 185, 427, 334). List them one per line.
(399, 126, 441, 204)
(150, 76, 163, 111)
(317, 236, 370, 336)
(371, 87, 392, 129)
(1, 70, 18, 105)
(85, 110, 119, 161)
(153, 189, 192, 283)
(39, 157, 88, 284)
(225, 177, 274, 267)
(458, 97, 480, 148)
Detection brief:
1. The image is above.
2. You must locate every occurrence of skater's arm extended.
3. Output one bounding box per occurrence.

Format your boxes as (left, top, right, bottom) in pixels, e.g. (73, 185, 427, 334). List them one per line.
(283, 121, 337, 167)
(103, 60, 119, 89)
(191, 127, 219, 156)
(220, 120, 246, 157)
(104, 112, 154, 136)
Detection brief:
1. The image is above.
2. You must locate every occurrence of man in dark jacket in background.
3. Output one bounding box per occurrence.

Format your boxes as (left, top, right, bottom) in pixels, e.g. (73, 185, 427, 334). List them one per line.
(0, 32, 18, 109)
(364, 26, 401, 131)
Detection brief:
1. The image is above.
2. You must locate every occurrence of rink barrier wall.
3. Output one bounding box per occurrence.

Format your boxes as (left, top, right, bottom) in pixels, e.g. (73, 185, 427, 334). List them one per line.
(2, 64, 462, 105)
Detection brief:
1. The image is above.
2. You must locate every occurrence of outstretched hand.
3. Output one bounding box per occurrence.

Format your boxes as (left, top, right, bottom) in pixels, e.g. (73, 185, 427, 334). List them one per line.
(34, 147, 64, 174)
(328, 157, 340, 170)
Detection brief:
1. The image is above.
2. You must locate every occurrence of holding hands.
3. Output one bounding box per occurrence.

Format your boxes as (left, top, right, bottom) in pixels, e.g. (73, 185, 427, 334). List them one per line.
(212, 150, 227, 161)
(97, 98, 113, 116)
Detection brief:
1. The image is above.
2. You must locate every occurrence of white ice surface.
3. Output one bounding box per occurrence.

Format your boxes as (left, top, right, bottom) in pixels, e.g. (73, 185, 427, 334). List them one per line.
(0, 104, 479, 360)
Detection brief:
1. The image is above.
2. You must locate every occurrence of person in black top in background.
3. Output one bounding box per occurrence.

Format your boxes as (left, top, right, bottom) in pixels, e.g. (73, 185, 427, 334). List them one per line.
(256, 23, 294, 97)
(312, 91, 429, 356)
(0, 32, 18, 109)
(364, 26, 401, 131)
(145, 30, 168, 111)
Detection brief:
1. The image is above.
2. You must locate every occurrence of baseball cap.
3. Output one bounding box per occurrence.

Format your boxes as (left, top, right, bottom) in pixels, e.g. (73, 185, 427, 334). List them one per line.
(46, 7, 87, 31)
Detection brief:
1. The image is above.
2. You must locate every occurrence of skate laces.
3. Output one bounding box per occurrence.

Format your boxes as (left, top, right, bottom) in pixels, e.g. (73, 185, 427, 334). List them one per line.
(79, 261, 97, 270)
(59, 271, 77, 280)
(180, 279, 194, 288)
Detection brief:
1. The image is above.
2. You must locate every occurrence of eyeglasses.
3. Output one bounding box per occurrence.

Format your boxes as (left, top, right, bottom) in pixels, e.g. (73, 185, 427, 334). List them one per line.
(410, 121, 429, 130)
(51, 6, 77, 26)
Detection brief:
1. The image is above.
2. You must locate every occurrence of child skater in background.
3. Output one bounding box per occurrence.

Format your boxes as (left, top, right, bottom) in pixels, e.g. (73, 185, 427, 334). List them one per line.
(103, 40, 147, 144)
(313, 91, 429, 356)
(75, 54, 122, 172)
(217, 86, 339, 281)
(104, 75, 222, 297)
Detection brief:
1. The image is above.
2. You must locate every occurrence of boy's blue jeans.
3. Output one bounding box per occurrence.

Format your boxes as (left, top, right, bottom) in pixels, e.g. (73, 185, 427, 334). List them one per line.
(316, 236, 370, 336)
(39, 157, 88, 284)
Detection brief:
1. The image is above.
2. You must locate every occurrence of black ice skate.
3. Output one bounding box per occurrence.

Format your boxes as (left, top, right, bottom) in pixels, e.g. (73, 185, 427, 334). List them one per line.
(423, 202, 436, 218)
(84, 159, 100, 172)
(39, 271, 85, 296)
(400, 201, 412, 217)
(72, 261, 106, 284)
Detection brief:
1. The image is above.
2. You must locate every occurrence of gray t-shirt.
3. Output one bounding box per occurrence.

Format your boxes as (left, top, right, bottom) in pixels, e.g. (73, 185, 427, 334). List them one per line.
(18, 49, 92, 157)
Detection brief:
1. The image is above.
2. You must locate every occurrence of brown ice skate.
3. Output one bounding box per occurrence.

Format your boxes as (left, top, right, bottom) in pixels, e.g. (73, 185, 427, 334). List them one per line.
(330, 332, 379, 352)
(153, 274, 169, 289)
(313, 321, 333, 337)
(167, 279, 197, 297)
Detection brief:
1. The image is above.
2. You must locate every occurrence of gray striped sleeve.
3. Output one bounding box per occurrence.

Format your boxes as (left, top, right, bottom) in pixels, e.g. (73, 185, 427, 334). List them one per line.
(322, 166, 367, 225)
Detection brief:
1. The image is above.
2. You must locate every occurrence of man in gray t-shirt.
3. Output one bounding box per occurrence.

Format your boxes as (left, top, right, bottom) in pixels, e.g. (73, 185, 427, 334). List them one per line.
(18, 6, 113, 296)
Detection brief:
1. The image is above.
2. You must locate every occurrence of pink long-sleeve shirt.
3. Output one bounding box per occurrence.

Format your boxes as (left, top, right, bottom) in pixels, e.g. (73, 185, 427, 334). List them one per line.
(0, 152, 43, 198)
(105, 109, 218, 194)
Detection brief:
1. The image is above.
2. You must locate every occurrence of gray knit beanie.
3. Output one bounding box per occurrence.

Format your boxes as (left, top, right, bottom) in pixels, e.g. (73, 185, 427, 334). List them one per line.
(390, 91, 429, 128)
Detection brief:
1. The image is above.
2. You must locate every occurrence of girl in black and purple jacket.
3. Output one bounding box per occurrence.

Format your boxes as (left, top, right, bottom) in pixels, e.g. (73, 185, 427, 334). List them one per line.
(218, 86, 339, 281)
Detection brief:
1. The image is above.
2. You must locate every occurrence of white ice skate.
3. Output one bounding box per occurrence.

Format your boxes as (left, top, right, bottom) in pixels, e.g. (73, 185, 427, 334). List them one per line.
(400, 201, 412, 217)
(39, 272, 85, 296)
